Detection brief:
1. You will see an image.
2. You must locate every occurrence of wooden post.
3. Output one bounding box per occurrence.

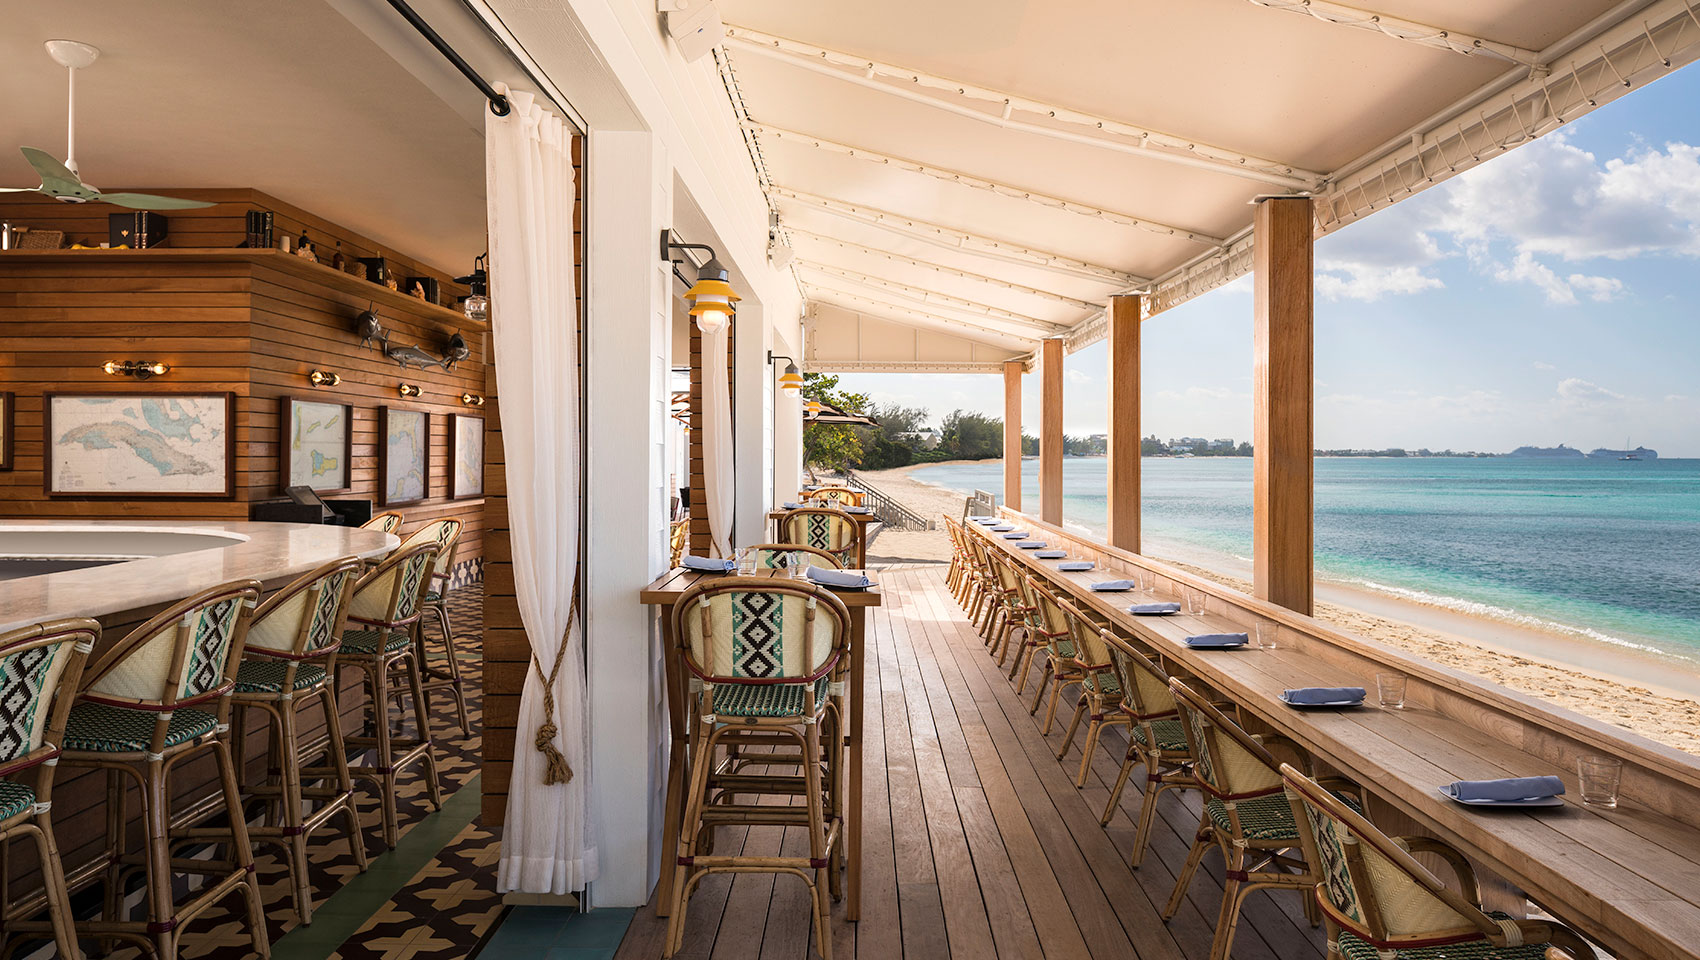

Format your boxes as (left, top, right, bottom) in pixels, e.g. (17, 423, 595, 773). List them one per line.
(1106, 295, 1141, 551)
(1253, 196, 1315, 615)
(1003, 359, 1023, 511)
(1040, 338, 1063, 526)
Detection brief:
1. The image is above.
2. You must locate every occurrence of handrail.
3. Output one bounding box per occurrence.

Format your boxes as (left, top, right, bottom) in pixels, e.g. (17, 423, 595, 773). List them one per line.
(843, 470, 935, 531)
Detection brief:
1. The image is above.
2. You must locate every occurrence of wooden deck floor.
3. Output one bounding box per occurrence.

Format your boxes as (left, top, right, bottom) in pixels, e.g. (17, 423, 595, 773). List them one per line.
(614, 564, 1329, 960)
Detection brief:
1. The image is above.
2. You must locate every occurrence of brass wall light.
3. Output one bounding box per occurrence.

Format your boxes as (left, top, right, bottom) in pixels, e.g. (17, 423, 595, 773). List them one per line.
(307, 370, 342, 388)
(398, 383, 422, 398)
(102, 360, 169, 380)
(460, 393, 486, 406)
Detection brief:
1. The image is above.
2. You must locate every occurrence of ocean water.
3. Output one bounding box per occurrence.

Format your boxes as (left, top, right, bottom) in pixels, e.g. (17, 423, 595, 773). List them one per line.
(910, 457, 1700, 668)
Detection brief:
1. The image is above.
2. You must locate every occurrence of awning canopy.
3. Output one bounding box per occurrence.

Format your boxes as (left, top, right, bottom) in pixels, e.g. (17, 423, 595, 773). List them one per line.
(716, 0, 1700, 369)
(806, 399, 880, 427)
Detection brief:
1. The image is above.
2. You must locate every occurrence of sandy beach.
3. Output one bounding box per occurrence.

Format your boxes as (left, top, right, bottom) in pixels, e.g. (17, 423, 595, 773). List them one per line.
(854, 461, 1700, 756)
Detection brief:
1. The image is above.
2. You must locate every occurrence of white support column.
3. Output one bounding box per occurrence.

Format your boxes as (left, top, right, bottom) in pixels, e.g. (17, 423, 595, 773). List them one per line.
(585, 130, 673, 908)
(733, 296, 771, 546)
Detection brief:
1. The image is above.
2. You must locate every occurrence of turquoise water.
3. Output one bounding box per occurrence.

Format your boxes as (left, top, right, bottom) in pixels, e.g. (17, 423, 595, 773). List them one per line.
(911, 457, 1700, 667)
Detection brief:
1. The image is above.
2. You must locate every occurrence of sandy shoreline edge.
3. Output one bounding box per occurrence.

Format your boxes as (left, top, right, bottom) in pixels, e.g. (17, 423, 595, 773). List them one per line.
(853, 461, 1700, 756)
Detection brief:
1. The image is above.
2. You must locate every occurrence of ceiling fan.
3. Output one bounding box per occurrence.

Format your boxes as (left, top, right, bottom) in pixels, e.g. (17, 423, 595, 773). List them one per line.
(1, 40, 213, 211)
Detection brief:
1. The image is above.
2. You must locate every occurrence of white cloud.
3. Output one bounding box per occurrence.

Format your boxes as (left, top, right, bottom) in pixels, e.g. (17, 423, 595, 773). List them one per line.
(1316, 263, 1444, 301)
(1532, 361, 1556, 371)
(1065, 368, 1092, 385)
(1491, 251, 1621, 305)
(1567, 273, 1624, 302)
(1556, 378, 1626, 407)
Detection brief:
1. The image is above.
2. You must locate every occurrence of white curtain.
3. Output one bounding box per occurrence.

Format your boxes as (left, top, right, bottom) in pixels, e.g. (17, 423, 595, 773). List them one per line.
(701, 322, 735, 557)
(488, 85, 597, 894)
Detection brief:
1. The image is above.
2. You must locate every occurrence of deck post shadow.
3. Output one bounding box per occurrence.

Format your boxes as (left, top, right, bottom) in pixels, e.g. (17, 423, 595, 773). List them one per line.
(1252, 195, 1315, 615)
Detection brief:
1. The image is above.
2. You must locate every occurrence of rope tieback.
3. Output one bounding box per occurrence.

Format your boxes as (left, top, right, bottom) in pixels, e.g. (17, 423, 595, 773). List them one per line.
(530, 576, 582, 786)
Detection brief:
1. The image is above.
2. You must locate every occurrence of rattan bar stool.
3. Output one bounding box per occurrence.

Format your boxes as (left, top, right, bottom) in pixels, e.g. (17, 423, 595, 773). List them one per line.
(982, 552, 1032, 658)
(336, 541, 443, 849)
(1281, 764, 1598, 960)
(219, 557, 367, 924)
(399, 519, 470, 736)
(360, 511, 405, 534)
(1166, 679, 1364, 960)
(1096, 633, 1196, 867)
(1008, 573, 1066, 689)
(1022, 579, 1090, 733)
(943, 519, 969, 600)
(777, 506, 863, 570)
(1052, 596, 1130, 786)
(56, 580, 269, 960)
(665, 578, 850, 960)
(0, 618, 96, 960)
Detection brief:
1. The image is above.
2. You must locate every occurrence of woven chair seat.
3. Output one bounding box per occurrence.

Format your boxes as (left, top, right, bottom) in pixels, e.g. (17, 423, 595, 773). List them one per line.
(1131, 718, 1190, 753)
(340, 628, 412, 656)
(424, 590, 444, 604)
(0, 780, 34, 822)
(1337, 914, 1550, 960)
(710, 678, 831, 719)
(1207, 790, 1362, 842)
(234, 660, 328, 694)
(64, 702, 218, 754)
(1083, 667, 1122, 697)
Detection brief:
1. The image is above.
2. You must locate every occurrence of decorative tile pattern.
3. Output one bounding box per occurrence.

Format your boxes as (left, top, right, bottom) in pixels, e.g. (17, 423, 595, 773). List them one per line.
(730, 591, 783, 678)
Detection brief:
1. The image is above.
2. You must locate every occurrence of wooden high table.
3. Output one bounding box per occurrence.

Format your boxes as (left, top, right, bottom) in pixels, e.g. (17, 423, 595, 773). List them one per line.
(967, 521, 1700, 960)
(640, 566, 883, 922)
(766, 508, 877, 569)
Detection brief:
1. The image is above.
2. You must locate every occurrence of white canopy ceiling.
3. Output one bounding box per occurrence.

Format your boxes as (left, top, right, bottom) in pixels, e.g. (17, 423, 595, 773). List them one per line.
(714, 0, 1700, 368)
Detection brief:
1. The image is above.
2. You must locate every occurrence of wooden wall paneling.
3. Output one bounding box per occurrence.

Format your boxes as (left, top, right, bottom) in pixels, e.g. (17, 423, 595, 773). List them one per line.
(1105, 295, 1141, 552)
(1003, 359, 1023, 512)
(1252, 196, 1315, 615)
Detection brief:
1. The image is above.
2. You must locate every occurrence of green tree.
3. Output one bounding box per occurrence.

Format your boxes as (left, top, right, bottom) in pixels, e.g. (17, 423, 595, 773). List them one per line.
(802, 373, 869, 472)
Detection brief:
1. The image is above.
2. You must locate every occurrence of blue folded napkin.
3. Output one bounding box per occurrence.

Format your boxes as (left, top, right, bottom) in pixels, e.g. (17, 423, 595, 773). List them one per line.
(1283, 687, 1366, 705)
(1131, 601, 1181, 613)
(844, 506, 872, 514)
(1449, 776, 1565, 802)
(991, 524, 1015, 531)
(782, 501, 806, 509)
(1185, 632, 1248, 648)
(1017, 540, 1047, 549)
(1091, 580, 1133, 591)
(1058, 561, 1095, 571)
(806, 566, 874, 589)
(682, 555, 734, 573)
(972, 517, 999, 524)
(1035, 551, 1067, 559)
(1002, 531, 1029, 539)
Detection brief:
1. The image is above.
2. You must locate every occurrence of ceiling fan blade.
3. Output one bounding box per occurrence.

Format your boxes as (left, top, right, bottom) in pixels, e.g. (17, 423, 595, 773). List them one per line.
(18, 146, 94, 200)
(93, 191, 216, 211)
(0, 187, 44, 193)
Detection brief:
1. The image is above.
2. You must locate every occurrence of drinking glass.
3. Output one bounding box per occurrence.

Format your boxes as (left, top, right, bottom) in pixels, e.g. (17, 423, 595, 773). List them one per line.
(1376, 672, 1407, 709)
(1184, 589, 1206, 616)
(736, 547, 756, 575)
(1577, 755, 1623, 809)
(1254, 620, 1278, 650)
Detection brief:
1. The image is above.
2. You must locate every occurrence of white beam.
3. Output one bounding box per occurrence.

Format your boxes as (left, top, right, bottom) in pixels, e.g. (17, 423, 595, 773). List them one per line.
(806, 360, 1011, 374)
(778, 188, 1145, 286)
(753, 125, 1227, 246)
(724, 28, 1321, 189)
(803, 276, 1061, 342)
(1245, 0, 1543, 65)
(788, 229, 1104, 311)
(803, 284, 1043, 350)
(797, 261, 1069, 332)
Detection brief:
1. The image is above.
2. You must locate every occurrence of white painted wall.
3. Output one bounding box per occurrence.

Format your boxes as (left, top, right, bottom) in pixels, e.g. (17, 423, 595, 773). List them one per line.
(584, 130, 674, 909)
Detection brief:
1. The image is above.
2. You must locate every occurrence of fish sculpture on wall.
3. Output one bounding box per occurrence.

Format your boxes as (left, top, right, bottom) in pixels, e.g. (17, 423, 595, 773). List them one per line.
(385, 343, 450, 370)
(354, 310, 388, 350)
(443, 332, 470, 369)
(352, 307, 463, 370)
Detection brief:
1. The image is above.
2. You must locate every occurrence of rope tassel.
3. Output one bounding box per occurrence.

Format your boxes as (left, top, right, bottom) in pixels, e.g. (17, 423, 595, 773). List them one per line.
(530, 578, 582, 786)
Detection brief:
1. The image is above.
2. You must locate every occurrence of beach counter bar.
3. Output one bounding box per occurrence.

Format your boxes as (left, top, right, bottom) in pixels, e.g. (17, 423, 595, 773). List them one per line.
(0, 520, 397, 898)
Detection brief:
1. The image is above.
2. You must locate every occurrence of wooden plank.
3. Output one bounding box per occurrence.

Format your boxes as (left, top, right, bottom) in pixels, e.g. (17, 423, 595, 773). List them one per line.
(1251, 196, 1314, 615)
(1040, 339, 1063, 526)
(1004, 359, 1023, 513)
(1105, 295, 1141, 552)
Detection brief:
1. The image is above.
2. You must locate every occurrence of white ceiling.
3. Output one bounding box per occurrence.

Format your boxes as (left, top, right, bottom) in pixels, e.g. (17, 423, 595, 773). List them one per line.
(715, 0, 1700, 363)
(0, 0, 498, 273)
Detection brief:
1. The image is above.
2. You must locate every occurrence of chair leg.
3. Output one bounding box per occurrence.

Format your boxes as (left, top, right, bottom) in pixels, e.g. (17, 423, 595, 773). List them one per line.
(1028, 659, 1053, 715)
(433, 602, 472, 737)
(664, 720, 717, 958)
(102, 767, 125, 955)
(1074, 712, 1106, 787)
(319, 682, 370, 873)
(1129, 765, 1170, 869)
(1056, 696, 1087, 760)
(367, 662, 400, 848)
(1163, 821, 1213, 920)
(1102, 745, 1140, 826)
(143, 758, 176, 960)
(276, 699, 313, 924)
(29, 818, 82, 960)
(1209, 845, 1247, 960)
(403, 653, 444, 811)
(803, 721, 832, 960)
(213, 737, 273, 959)
(1041, 678, 1071, 735)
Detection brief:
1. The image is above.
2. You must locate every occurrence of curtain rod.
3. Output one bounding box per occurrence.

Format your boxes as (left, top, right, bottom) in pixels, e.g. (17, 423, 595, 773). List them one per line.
(385, 0, 512, 116)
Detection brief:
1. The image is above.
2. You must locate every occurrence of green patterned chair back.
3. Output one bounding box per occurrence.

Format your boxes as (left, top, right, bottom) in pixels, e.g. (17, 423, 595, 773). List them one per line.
(747, 543, 842, 570)
(347, 541, 440, 630)
(675, 579, 850, 684)
(0, 619, 97, 780)
(1281, 764, 1500, 951)
(1101, 632, 1177, 720)
(1012, 572, 1050, 634)
(362, 512, 405, 534)
(807, 485, 863, 506)
(1024, 576, 1073, 645)
(81, 580, 261, 711)
(400, 517, 463, 588)
(1169, 679, 1282, 800)
(779, 507, 861, 568)
(244, 557, 364, 659)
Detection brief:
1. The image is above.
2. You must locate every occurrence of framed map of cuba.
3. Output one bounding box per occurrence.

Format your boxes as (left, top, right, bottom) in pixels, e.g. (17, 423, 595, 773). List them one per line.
(449, 413, 484, 499)
(380, 406, 430, 506)
(45, 392, 234, 498)
(280, 396, 353, 494)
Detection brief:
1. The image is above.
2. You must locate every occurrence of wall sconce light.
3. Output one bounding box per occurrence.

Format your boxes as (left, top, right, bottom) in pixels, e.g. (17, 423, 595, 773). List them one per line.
(805, 398, 823, 417)
(460, 393, 486, 406)
(768, 351, 803, 393)
(454, 253, 489, 323)
(307, 370, 342, 388)
(666, 236, 740, 334)
(102, 360, 169, 380)
(398, 383, 422, 398)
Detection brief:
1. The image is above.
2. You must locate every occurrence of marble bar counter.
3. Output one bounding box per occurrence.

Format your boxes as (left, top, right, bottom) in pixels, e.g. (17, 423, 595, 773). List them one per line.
(0, 519, 397, 634)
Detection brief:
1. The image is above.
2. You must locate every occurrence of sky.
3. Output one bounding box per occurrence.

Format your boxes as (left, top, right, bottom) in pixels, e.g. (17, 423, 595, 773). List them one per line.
(832, 65, 1700, 457)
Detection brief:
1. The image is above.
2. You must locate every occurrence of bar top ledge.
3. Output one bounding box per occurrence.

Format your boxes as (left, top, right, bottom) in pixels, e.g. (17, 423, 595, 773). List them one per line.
(0, 520, 397, 633)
